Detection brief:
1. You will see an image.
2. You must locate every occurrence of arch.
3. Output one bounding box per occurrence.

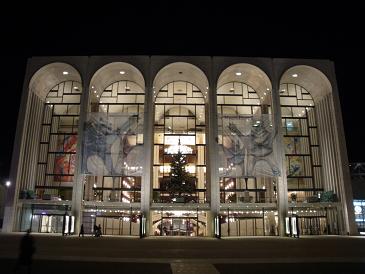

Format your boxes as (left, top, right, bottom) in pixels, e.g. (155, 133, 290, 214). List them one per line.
(217, 63, 272, 105)
(84, 64, 146, 206)
(29, 62, 82, 101)
(279, 65, 332, 102)
(153, 62, 209, 102)
(152, 78, 207, 206)
(90, 62, 145, 101)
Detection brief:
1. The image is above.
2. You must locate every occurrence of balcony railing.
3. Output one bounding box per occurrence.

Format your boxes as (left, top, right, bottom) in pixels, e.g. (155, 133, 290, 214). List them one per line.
(152, 189, 207, 204)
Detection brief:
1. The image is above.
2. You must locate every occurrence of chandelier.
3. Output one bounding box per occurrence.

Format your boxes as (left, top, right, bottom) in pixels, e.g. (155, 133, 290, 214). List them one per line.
(164, 138, 193, 154)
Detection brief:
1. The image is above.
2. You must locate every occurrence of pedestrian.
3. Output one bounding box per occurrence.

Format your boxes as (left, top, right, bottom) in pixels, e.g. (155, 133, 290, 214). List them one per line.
(79, 224, 84, 237)
(14, 229, 35, 274)
(62, 217, 66, 236)
(93, 224, 98, 237)
(97, 224, 102, 237)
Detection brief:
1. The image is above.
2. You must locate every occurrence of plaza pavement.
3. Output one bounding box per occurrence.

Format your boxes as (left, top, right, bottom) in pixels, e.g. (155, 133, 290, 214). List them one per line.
(0, 233, 365, 273)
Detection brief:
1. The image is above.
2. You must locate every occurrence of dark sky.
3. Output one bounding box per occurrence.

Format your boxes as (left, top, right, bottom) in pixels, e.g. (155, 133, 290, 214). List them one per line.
(0, 5, 364, 182)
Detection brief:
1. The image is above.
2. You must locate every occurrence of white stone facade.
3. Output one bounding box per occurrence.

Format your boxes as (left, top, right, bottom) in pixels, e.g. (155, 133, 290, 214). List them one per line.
(2, 56, 357, 236)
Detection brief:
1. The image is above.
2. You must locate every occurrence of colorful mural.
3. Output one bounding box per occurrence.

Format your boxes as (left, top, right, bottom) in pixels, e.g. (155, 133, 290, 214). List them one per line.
(54, 135, 77, 182)
(218, 114, 280, 177)
(82, 113, 143, 176)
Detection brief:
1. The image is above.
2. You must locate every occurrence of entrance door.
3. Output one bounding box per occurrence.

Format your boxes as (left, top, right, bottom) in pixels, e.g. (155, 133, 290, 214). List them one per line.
(31, 214, 64, 233)
(221, 217, 264, 236)
(298, 216, 327, 235)
(160, 217, 196, 236)
(151, 210, 207, 236)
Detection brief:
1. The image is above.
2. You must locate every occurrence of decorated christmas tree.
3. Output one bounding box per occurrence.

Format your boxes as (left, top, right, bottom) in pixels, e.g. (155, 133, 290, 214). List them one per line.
(166, 148, 196, 202)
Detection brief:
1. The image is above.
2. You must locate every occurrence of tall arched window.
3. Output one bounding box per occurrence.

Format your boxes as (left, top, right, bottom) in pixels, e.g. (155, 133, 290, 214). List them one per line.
(280, 83, 322, 202)
(35, 81, 82, 200)
(217, 81, 274, 204)
(153, 81, 206, 203)
(84, 80, 144, 203)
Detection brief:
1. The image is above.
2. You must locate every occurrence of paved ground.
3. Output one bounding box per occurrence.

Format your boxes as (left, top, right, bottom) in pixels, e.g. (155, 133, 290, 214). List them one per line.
(1, 258, 172, 274)
(1, 258, 364, 274)
(0, 233, 364, 273)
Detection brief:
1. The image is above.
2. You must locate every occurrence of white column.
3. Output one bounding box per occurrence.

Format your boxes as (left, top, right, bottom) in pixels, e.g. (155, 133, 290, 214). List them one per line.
(316, 94, 357, 235)
(208, 69, 219, 237)
(141, 61, 153, 236)
(3, 85, 38, 232)
(271, 70, 288, 237)
(3, 103, 29, 231)
(71, 78, 89, 235)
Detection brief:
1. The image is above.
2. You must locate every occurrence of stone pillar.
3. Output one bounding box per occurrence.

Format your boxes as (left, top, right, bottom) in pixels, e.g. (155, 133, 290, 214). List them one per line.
(141, 59, 153, 236)
(271, 65, 288, 237)
(71, 72, 90, 235)
(3, 62, 33, 232)
(316, 94, 357, 235)
(208, 61, 219, 237)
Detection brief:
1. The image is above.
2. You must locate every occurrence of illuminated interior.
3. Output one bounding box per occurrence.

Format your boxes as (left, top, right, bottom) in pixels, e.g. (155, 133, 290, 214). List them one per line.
(153, 81, 207, 203)
(84, 80, 144, 203)
(35, 81, 81, 200)
(280, 83, 323, 202)
(151, 210, 207, 236)
(217, 81, 276, 204)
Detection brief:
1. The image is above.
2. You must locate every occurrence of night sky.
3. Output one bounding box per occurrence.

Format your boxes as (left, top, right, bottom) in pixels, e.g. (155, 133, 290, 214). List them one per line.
(0, 5, 363, 182)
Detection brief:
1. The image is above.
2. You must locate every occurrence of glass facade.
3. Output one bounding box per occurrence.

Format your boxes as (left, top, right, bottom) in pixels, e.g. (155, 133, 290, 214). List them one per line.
(280, 83, 323, 202)
(217, 82, 276, 204)
(7, 58, 353, 237)
(84, 80, 144, 203)
(151, 210, 207, 236)
(153, 81, 207, 204)
(35, 81, 81, 201)
(220, 209, 278, 236)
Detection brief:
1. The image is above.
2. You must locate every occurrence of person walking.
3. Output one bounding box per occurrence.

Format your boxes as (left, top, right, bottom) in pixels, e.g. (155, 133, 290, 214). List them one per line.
(14, 229, 36, 274)
(79, 224, 84, 237)
(97, 224, 102, 237)
(93, 224, 98, 237)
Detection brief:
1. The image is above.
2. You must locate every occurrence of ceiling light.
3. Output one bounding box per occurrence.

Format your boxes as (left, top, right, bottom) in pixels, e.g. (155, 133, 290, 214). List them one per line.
(63, 71, 69, 75)
(235, 72, 242, 76)
(292, 73, 298, 78)
(92, 86, 94, 89)
(266, 88, 270, 91)
(120, 71, 125, 75)
(264, 92, 266, 95)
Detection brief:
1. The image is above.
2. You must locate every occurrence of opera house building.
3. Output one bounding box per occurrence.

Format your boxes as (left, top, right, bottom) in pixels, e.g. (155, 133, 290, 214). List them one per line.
(2, 56, 357, 237)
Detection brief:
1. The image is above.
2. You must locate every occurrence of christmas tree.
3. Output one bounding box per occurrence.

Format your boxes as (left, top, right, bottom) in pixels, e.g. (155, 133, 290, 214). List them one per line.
(166, 148, 196, 202)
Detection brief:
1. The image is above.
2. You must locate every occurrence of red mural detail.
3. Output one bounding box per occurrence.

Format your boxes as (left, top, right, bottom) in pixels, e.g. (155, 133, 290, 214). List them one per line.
(54, 135, 77, 182)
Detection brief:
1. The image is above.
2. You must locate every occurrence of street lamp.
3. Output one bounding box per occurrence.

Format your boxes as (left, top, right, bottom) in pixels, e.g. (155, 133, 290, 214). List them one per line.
(5, 181, 11, 187)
